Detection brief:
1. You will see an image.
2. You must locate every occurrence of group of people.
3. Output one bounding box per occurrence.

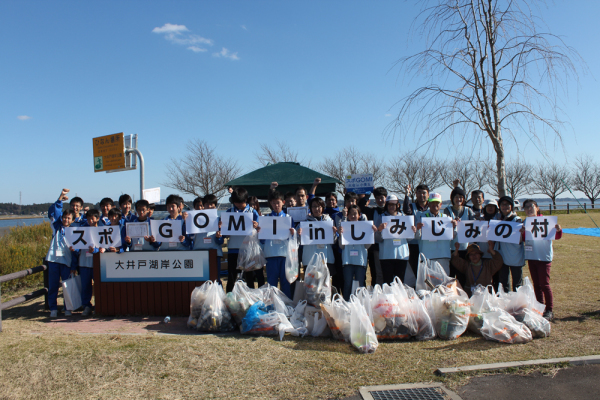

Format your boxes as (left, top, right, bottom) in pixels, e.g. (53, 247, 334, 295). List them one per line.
(45, 179, 560, 321)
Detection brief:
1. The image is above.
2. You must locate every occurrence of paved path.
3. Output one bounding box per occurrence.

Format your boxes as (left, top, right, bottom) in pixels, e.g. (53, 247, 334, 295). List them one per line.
(457, 364, 600, 400)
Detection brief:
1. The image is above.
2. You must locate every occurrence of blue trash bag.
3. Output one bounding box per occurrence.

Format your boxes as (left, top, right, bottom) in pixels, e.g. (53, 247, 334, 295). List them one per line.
(241, 301, 279, 335)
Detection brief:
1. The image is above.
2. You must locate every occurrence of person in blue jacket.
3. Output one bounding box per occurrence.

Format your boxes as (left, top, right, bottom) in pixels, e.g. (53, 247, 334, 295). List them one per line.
(494, 196, 525, 292)
(124, 199, 160, 252)
(98, 197, 114, 226)
(118, 194, 136, 224)
(190, 194, 224, 271)
(375, 194, 417, 284)
(338, 205, 376, 301)
(297, 197, 338, 276)
(224, 187, 260, 292)
(258, 190, 296, 298)
(48, 188, 86, 229)
(445, 187, 475, 287)
(45, 208, 77, 318)
(156, 194, 190, 251)
(72, 209, 103, 317)
(106, 208, 127, 254)
(415, 193, 457, 275)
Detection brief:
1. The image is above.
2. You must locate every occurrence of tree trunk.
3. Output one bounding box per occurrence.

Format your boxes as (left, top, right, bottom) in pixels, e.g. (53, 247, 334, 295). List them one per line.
(494, 144, 507, 198)
(592, 199, 595, 209)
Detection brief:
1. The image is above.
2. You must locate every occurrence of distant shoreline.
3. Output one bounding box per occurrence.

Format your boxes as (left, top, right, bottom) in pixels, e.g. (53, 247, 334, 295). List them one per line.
(0, 215, 44, 220)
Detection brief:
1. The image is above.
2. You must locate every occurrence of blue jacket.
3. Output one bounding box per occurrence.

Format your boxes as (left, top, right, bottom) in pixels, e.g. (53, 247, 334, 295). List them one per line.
(72, 221, 101, 269)
(494, 213, 524, 267)
(191, 226, 225, 257)
(339, 238, 371, 267)
(158, 215, 190, 251)
(416, 210, 452, 259)
(225, 204, 260, 253)
(375, 211, 410, 260)
(45, 223, 74, 268)
(48, 198, 86, 228)
(301, 214, 336, 264)
(261, 211, 293, 258)
(444, 205, 475, 251)
(126, 217, 160, 252)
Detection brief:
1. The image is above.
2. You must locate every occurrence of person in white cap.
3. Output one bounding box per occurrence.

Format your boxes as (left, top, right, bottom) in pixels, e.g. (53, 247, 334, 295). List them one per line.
(415, 193, 457, 274)
(375, 194, 418, 284)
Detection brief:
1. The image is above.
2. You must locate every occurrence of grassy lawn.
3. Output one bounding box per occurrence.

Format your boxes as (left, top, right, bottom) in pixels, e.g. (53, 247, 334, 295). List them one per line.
(0, 214, 599, 399)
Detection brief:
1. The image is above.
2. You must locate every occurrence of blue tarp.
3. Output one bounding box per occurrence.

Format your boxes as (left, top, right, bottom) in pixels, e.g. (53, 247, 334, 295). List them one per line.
(562, 228, 600, 238)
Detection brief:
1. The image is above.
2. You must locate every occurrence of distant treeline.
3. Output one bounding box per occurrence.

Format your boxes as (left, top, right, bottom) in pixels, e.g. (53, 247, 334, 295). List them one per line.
(0, 202, 96, 215)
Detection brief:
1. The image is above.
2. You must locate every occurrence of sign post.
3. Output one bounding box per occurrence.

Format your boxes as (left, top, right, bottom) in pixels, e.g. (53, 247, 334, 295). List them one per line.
(92, 133, 145, 201)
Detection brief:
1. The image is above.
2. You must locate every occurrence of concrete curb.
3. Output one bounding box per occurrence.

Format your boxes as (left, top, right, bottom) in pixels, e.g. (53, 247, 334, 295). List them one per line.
(435, 355, 600, 376)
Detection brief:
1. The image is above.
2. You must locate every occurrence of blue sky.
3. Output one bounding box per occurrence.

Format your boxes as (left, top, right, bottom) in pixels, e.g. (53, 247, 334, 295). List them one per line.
(1, 1, 598, 205)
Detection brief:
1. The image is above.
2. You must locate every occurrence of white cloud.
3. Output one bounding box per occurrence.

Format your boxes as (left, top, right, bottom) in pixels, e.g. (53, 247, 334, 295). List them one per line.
(385, 113, 392, 117)
(152, 23, 189, 34)
(213, 47, 240, 61)
(17, 115, 31, 120)
(188, 46, 207, 53)
(153, 23, 213, 53)
(241, 25, 247, 30)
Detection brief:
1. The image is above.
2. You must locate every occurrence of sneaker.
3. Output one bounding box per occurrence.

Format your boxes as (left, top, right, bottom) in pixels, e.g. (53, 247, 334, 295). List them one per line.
(50, 310, 58, 318)
(543, 310, 554, 321)
(82, 307, 92, 317)
(64, 310, 72, 317)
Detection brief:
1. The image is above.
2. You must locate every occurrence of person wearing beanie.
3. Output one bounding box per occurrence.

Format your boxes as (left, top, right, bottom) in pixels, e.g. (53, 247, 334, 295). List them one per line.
(450, 241, 504, 297)
(445, 187, 475, 288)
(493, 195, 525, 292)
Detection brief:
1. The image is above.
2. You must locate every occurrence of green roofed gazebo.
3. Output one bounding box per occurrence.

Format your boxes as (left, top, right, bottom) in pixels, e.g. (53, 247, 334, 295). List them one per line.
(225, 162, 341, 199)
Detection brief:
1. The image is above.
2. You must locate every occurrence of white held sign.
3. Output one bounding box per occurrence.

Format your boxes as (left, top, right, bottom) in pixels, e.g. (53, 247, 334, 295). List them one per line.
(381, 215, 415, 240)
(457, 220, 488, 243)
(299, 220, 335, 245)
(487, 220, 522, 244)
(186, 209, 219, 234)
(65, 227, 97, 250)
(220, 212, 254, 236)
(341, 221, 374, 245)
(524, 216, 557, 241)
(420, 217, 454, 241)
(258, 216, 292, 240)
(92, 226, 122, 248)
(150, 219, 183, 243)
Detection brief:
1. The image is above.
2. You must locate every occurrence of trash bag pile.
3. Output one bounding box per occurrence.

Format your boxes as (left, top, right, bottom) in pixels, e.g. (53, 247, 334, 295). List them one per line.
(186, 253, 550, 353)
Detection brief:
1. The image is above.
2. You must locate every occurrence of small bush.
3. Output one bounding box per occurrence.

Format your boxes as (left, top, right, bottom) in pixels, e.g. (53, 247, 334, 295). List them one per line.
(0, 222, 52, 293)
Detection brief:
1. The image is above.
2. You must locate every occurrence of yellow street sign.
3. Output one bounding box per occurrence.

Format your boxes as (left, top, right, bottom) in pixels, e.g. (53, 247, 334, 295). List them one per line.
(93, 132, 125, 172)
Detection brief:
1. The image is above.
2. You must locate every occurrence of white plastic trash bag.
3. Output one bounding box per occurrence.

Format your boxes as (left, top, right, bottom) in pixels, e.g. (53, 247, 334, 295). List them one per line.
(224, 280, 262, 326)
(62, 275, 82, 311)
(304, 253, 331, 307)
(321, 294, 352, 342)
(468, 285, 497, 334)
(196, 282, 235, 332)
(188, 281, 213, 328)
(514, 307, 551, 338)
(285, 232, 299, 283)
(349, 295, 379, 354)
(237, 230, 266, 271)
(431, 284, 471, 340)
(416, 253, 452, 291)
(481, 309, 533, 344)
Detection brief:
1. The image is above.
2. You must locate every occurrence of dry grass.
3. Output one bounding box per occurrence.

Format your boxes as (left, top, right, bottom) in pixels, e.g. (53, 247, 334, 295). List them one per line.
(0, 214, 599, 399)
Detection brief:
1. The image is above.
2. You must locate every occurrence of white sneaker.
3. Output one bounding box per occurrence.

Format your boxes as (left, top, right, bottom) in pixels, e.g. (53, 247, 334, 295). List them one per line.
(50, 310, 58, 318)
(82, 307, 92, 317)
(64, 310, 72, 316)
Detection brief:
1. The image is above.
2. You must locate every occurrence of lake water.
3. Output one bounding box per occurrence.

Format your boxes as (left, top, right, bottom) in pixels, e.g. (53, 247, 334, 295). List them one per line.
(0, 218, 47, 228)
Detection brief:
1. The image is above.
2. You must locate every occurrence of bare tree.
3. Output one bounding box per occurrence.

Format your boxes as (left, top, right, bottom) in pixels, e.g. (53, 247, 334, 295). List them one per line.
(486, 159, 534, 200)
(388, 0, 581, 197)
(439, 157, 480, 201)
(386, 152, 444, 201)
(318, 146, 385, 194)
(255, 141, 308, 166)
(572, 154, 600, 209)
(529, 162, 571, 207)
(163, 139, 241, 199)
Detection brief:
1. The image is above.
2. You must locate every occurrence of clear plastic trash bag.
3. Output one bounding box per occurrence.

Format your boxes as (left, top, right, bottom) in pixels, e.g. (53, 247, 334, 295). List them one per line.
(304, 252, 331, 307)
(481, 309, 533, 344)
(237, 229, 266, 271)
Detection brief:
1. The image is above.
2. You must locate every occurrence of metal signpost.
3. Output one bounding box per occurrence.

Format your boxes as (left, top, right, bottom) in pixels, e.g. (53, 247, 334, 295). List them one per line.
(92, 133, 144, 200)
